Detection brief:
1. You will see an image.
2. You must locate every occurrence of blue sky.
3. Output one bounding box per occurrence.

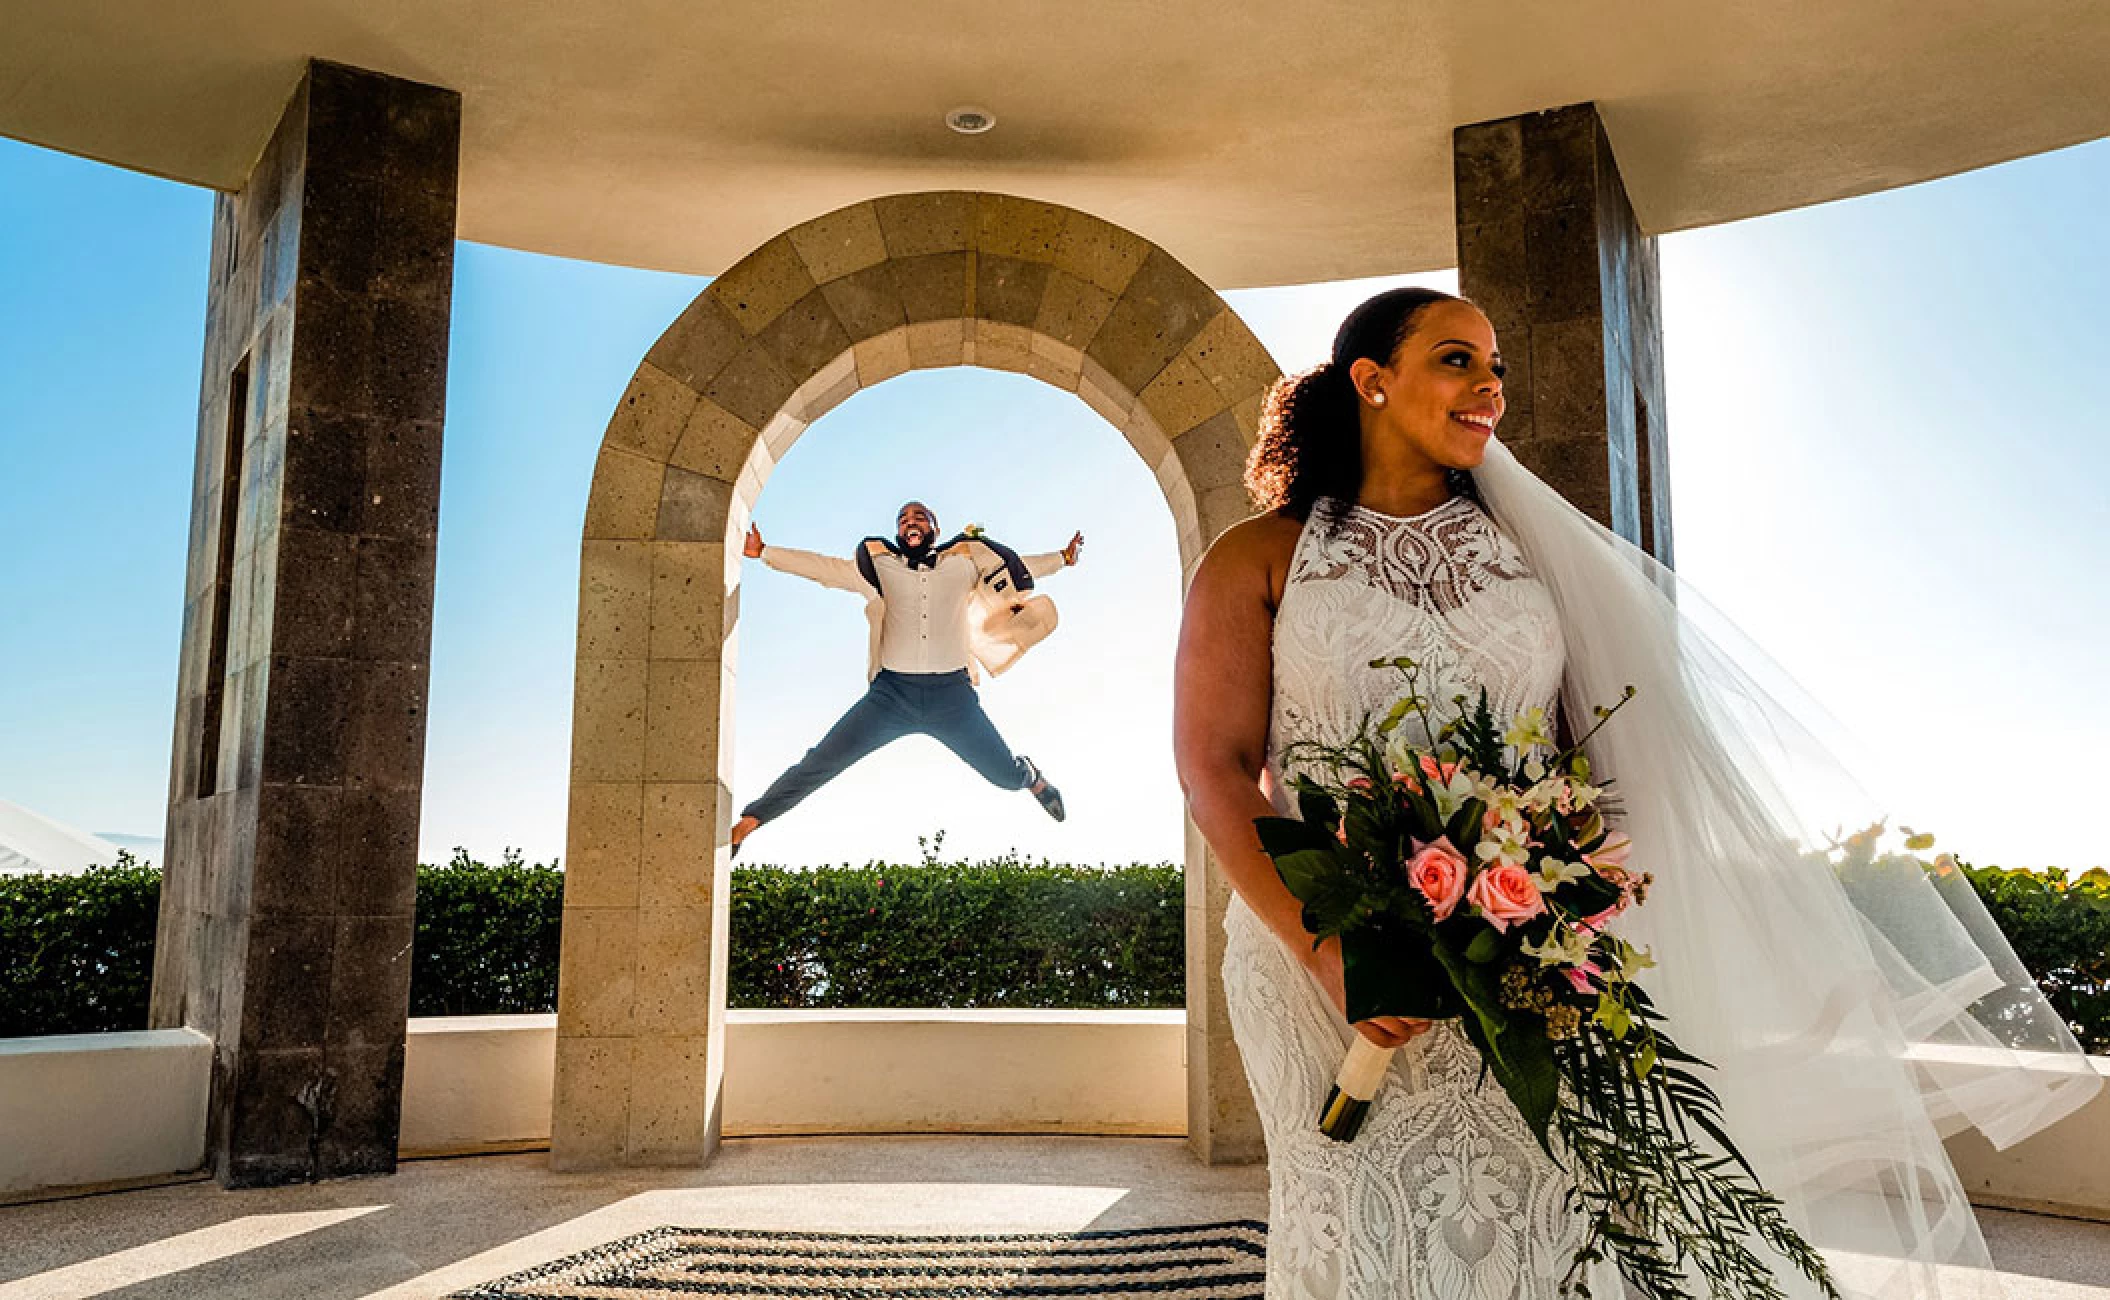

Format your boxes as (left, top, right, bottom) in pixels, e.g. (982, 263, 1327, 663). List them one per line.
(2, 133, 2105, 870)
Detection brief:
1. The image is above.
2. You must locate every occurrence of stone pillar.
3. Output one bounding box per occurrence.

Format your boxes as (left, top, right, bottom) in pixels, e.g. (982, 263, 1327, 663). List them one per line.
(1185, 824, 1265, 1164)
(150, 58, 460, 1188)
(1453, 102, 1673, 563)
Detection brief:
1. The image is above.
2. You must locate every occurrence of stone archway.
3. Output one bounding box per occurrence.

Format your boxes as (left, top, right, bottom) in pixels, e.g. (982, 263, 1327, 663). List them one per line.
(552, 192, 1278, 1169)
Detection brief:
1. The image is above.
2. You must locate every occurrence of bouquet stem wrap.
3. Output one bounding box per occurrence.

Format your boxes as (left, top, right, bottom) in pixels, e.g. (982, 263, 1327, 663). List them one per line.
(1319, 1037, 1396, 1142)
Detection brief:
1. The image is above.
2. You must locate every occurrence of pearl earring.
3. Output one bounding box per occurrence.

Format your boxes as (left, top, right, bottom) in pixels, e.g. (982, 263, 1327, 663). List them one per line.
(1370, 392, 1386, 407)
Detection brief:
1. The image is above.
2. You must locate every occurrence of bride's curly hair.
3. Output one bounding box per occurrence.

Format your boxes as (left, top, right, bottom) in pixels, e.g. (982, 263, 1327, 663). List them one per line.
(1245, 286, 1482, 524)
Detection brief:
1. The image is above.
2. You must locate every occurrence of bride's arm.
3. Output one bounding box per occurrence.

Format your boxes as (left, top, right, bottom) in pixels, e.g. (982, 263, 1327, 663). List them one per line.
(1174, 514, 1423, 1049)
(1173, 516, 1307, 952)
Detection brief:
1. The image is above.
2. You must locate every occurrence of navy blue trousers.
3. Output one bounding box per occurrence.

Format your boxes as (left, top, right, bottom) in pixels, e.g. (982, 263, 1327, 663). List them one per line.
(741, 669, 1032, 825)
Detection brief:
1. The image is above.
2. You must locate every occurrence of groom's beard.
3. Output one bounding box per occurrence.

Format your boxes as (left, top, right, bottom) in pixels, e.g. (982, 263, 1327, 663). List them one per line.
(897, 530, 937, 569)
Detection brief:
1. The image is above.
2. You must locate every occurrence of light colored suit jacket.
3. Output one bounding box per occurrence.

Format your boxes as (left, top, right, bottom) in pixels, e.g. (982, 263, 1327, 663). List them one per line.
(762, 538, 1065, 683)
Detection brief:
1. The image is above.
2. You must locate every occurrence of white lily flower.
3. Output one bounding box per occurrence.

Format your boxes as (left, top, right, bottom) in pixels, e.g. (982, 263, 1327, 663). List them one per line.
(1474, 820, 1533, 870)
(1384, 727, 1432, 786)
(1486, 786, 1531, 825)
(1431, 768, 1479, 818)
(1523, 925, 1592, 967)
(1503, 706, 1555, 752)
(1522, 777, 1565, 813)
(1534, 859, 1592, 893)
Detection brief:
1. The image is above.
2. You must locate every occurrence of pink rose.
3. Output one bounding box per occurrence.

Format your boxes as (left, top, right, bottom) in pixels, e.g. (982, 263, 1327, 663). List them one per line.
(1407, 837, 1470, 921)
(1467, 863, 1546, 932)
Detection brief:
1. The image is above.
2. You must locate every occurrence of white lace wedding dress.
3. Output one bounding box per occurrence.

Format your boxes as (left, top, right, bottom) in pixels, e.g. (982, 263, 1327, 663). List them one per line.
(1221, 493, 1617, 1299)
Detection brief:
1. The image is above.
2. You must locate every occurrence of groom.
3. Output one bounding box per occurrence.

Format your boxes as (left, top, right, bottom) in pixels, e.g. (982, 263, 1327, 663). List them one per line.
(730, 501, 1084, 856)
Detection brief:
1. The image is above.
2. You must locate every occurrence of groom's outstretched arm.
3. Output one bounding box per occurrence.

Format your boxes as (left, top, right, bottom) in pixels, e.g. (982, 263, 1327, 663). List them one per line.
(1024, 530, 1085, 580)
(748, 524, 866, 594)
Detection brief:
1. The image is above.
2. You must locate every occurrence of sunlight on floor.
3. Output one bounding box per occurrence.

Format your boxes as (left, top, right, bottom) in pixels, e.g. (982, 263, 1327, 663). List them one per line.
(367, 1181, 1135, 1297)
(3, 1142, 2102, 1300)
(0, 1205, 387, 1300)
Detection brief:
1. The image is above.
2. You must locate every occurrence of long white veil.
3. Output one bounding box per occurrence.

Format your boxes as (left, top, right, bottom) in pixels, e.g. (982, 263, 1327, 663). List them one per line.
(1471, 439, 2100, 1297)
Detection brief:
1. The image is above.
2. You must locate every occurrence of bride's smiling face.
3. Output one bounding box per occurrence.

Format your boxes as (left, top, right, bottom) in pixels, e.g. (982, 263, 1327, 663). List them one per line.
(1348, 299, 1508, 471)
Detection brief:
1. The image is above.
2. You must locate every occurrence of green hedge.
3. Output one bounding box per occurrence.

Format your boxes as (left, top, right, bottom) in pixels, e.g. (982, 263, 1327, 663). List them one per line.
(411, 848, 566, 1015)
(0, 851, 1185, 1034)
(0, 852, 160, 1037)
(728, 858, 1182, 1009)
(404, 848, 1185, 1013)
(1958, 862, 2110, 1054)
(5, 851, 2107, 1051)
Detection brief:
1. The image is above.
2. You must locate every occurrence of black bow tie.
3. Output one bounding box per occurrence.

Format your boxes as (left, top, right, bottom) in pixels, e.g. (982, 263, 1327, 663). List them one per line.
(898, 538, 938, 570)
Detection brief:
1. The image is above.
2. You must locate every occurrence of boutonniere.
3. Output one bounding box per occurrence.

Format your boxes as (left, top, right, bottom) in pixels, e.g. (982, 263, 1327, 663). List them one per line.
(962, 524, 985, 539)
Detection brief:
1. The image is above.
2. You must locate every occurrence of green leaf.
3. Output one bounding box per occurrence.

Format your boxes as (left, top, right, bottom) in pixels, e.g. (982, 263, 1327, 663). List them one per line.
(1465, 928, 1503, 964)
(1255, 815, 1333, 859)
(1341, 924, 1456, 1022)
(1594, 994, 1633, 1040)
(1647, 1034, 1715, 1070)
(1294, 788, 1340, 836)
(1559, 872, 1624, 917)
(1273, 848, 1353, 914)
(1343, 799, 1393, 860)
(1399, 791, 1447, 846)
(1445, 798, 1487, 848)
(1431, 936, 1510, 1051)
(1491, 1021, 1561, 1150)
(1452, 1011, 1559, 1158)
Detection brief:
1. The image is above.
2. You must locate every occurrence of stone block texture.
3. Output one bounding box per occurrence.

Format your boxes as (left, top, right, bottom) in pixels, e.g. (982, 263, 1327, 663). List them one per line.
(1454, 103, 1673, 563)
(557, 192, 1280, 1169)
(151, 58, 460, 1188)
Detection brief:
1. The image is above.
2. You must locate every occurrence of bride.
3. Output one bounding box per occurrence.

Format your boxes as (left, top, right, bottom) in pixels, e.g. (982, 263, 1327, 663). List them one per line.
(1172, 287, 2099, 1298)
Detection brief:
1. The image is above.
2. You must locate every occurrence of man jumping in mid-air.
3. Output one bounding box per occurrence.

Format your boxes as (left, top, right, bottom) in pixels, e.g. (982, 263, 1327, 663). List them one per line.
(730, 500, 1083, 856)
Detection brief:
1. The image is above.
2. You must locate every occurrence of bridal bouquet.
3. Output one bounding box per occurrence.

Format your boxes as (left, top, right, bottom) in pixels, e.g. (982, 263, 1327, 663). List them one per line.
(1257, 657, 1838, 1300)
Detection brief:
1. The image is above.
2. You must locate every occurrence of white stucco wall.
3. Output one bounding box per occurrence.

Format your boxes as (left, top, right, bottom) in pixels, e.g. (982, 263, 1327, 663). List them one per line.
(719, 1008, 1188, 1138)
(400, 1009, 1186, 1154)
(1926, 1048, 2110, 1217)
(401, 1015, 563, 1154)
(6, 1015, 2107, 1220)
(0, 1028, 210, 1196)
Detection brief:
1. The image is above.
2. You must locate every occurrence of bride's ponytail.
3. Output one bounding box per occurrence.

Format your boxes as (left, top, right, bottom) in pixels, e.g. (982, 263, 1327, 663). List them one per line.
(1245, 361, 1360, 522)
(1243, 286, 1472, 524)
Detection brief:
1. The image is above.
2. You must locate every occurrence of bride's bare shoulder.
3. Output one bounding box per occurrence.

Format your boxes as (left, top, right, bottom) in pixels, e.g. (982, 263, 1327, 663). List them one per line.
(1208, 509, 1303, 562)
(1192, 510, 1304, 603)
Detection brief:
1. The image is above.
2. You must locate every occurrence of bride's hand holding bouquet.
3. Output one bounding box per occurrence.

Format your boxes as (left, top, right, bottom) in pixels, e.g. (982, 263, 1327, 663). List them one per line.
(1304, 933, 1436, 1051)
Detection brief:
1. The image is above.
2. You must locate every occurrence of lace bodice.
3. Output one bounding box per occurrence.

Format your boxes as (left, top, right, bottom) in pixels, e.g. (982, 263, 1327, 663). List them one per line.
(1269, 494, 1565, 776)
(1225, 494, 1602, 1299)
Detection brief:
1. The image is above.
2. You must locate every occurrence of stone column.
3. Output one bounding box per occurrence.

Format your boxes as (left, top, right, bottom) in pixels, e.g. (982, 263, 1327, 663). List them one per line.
(150, 59, 460, 1188)
(1453, 102, 1673, 563)
(1185, 824, 1265, 1164)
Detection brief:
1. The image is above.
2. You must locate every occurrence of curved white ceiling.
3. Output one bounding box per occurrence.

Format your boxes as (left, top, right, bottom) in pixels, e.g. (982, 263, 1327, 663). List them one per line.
(4, 0, 2107, 287)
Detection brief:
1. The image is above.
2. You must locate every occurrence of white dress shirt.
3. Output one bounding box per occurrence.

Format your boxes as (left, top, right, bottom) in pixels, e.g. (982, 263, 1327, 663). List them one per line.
(763, 542, 1065, 678)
